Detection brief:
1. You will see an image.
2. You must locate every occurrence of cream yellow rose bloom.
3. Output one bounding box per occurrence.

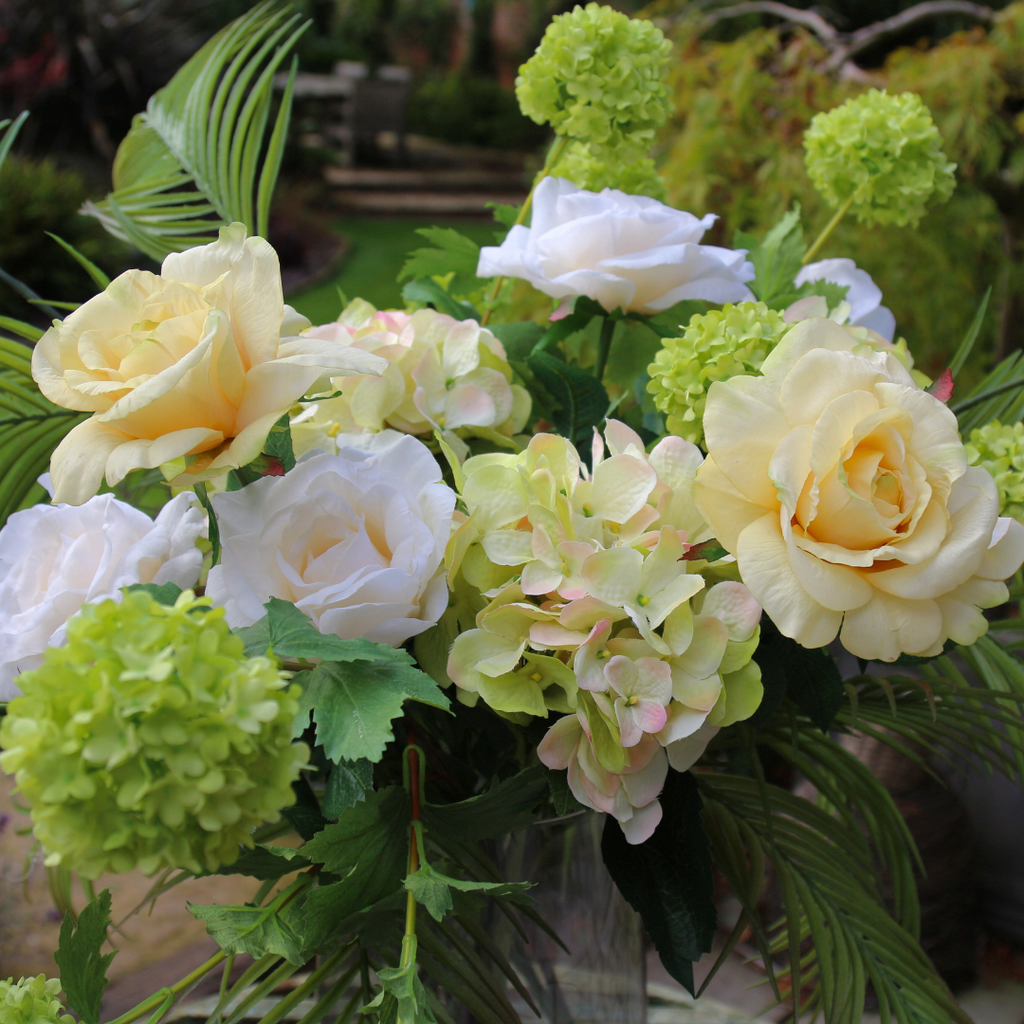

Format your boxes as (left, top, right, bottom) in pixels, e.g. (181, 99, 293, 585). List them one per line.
(694, 318, 1024, 662)
(32, 224, 387, 505)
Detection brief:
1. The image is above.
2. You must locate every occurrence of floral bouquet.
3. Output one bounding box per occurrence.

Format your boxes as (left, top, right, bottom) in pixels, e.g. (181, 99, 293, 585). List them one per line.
(2, 5, 1024, 1024)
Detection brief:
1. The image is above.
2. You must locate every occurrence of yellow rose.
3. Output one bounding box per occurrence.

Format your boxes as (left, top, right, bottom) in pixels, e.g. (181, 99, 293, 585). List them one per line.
(32, 224, 386, 505)
(694, 318, 1024, 662)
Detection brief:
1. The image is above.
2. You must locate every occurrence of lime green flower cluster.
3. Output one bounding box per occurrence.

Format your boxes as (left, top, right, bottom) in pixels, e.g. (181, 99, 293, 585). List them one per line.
(0, 976, 73, 1024)
(966, 420, 1024, 522)
(516, 4, 672, 169)
(647, 302, 789, 447)
(0, 590, 308, 878)
(804, 89, 956, 227)
(550, 141, 667, 199)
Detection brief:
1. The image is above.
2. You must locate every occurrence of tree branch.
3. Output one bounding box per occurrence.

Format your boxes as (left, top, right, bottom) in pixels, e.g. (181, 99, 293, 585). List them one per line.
(698, 1, 838, 41)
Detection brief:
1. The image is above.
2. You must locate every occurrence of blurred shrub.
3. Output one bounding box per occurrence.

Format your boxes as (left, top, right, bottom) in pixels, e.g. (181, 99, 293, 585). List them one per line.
(657, 14, 1020, 382)
(0, 156, 134, 319)
(407, 74, 549, 150)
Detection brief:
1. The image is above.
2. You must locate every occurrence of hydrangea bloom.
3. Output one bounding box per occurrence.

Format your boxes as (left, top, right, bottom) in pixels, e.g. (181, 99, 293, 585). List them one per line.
(516, 3, 672, 166)
(804, 90, 956, 227)
(445, 422, 763, 842)
(294, 302, 530, 459)
(0, 590, 307, 878)
(550, 141, 667, 200)
(0, 976, 73, 1024)
(647, 302, 790, 447)
(966, 421, 1024, 522)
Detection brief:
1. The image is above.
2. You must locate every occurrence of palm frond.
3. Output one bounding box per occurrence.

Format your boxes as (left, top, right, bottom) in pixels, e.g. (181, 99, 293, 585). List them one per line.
(83, 3, 308, 261)
(951, 348, 1024, 434)
(0, 112, 28, 174)
(0, 337, 87, 527)
(699, 774, 971, 1024)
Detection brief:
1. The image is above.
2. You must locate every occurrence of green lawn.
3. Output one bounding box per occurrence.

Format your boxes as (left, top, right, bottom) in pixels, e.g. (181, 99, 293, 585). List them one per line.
(287, 216, 499, 325)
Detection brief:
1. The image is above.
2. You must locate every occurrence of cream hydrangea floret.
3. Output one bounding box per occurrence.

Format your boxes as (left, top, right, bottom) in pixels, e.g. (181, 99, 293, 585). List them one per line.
(292, 301, 530, 459)
(31, 224, 387, 505)
(694, 318, 1024, 662)
(207, 436, 456, 647)
(477, 178, 755, 315)
(0, 976, 73, 1024)
(445, 422, 763, 843)
(0, 490, 204, 700)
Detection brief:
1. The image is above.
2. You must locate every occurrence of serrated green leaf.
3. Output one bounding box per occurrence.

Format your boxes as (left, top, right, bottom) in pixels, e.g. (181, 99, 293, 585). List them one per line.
(525, 350, 609, 442)
(601, 771, 715, 997)
(54, 889, 116, 1024)
(123, 582, 184, 605)
(296, 655, 449, 763)
(399, 228, 483, 296)
(487, 322, 545, 363)
(362, 955, 437, 1024)
(546, 767, 584, 816)
(324, 758, 373, 817)
(402, 278, 480, 321)
(421, 765, 548, 842)
(404, 862, 533, 922)
(189, 899, 307, 963)
(210, 844, 312, 879)
(263, 412, 296, 472)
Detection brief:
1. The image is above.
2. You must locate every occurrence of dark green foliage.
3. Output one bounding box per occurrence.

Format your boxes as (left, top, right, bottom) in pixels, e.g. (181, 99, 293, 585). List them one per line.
(54, 890, 116, 1024)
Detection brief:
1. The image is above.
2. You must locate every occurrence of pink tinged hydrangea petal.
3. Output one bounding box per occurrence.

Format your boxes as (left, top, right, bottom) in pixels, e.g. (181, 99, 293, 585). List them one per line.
(702, 374, 789, 508)
(463, 465, 529, 530)
(701, 582, 762, 642)
(674, 614, 729, 679)
(573, 618, 614, 691)
(619, 799, 663, 845)
(663, 603, 694, 657)
(537, 713, 583, 770)
(441, 382, 497, 430)
(604, 419, 647, 458)
(529, 622, 590, 649)
(581, 545, 644, 608)
(648, 434, 704, 488)
(520, 558, 564, 596)
(736, 513, 842, 649)
(559, 595, 625, 630)
(588, 453, 658, 522)
(630, 698, 669, 738)
(666, 721, 720, 772)
(658, 701, 712, 744)
(620, 738, 668, 800)
(603, 654, 638, 697)
(481, 529, 534, 567)
(839, 591, 943, 662)
(670, 665, 723, 713)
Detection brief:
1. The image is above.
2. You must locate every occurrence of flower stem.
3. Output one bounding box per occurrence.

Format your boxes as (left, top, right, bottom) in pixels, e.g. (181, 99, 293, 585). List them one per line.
(802, 194, 854, 265)
(594, 316, 616, 384)
(481, 133, 571, 326)
(107, 952, 228, 1024)
(400, 741, 423, 970)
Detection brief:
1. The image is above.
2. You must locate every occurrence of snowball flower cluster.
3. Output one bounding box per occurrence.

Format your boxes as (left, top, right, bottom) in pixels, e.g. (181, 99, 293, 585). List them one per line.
(515, 3, 672, 166)
(446, 422, 763, 843)
(0, 590, 307, 878)
(207, 437, 456, 647)
(31, 224, 386, 505)
(478, 178, 755, 315)
(647, 301, 789, 447)
(550, 140, 667, 200)
(966, 420, 1024, 523)
(0, 491, 204, 700)
(293, 301, 530, 459)
(0, 976, 73, 1024)
(804, 90, 956, 228)
(695, 318, 1024, 662)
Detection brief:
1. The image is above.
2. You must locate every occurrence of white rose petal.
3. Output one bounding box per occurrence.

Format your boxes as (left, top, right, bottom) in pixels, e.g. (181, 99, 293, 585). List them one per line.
(477, 177, 755, 314)
(207, 436, 457, 646)
(795, 258, 896, 341)
(0, 492, 205, 698)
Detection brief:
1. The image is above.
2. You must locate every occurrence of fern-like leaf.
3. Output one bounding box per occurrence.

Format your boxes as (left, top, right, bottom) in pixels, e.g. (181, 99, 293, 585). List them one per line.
(83, 3, 308, 261)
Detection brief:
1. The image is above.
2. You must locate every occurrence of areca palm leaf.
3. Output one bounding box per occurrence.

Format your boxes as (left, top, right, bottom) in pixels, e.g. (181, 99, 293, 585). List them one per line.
(83, 3, 308, 262)
(699, 774, 971, 1024)
(0, 337, 87, 527)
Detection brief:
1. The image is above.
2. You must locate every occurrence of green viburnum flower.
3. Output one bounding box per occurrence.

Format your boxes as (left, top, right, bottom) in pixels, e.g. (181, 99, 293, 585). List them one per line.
(647, 302, 789, 447)
(0, 590, 308, 878)
(0, 976, 73, 1024)
(516, 3, 672, 166)
(966, 420, 1024, 522)
(804, 89, 956, 227)
(550, 140, 667, 199)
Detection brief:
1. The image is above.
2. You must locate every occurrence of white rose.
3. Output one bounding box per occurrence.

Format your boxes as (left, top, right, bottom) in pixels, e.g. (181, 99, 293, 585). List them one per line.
(206, 437, 456, 646)
(0, 492, 205, 698)
(477, 177, 755, 314)
(795, 258, 896, 341)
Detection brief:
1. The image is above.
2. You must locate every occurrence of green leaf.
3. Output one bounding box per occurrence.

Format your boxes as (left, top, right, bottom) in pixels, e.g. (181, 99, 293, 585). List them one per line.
(487, 322, 545, 363)
(399, 228, 483, 296)
(211, 844, 311, 880)
(362, 955, 437, 1024)
(734, 205, 806, 309)
(401, 278, 480, 321)
(124, 582, 184, 606)
(323, 758, 373, 817)
(84, 4, 309, 258)
(45, 233, 111, 290)
(54, 889, 117, 1024)
(525, 350, 610, 443)
(798, 278, 850, 310)
(192, 481, 221, 566)
(297, 654, 450, 763)
(487, 202, 521, 230)
(263, 413, 296, 472)
(546, 768, 584, 816)
(421, 765, 549, 842)
(948, 285, 991, 378)
(189, 898, 307, 963)
(0, 315, 43, 342)
(0, 112, 28, 176)
(600, 771, 715, 997)
(404, 862, 533, 922)
(750, 617, 843, 731)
